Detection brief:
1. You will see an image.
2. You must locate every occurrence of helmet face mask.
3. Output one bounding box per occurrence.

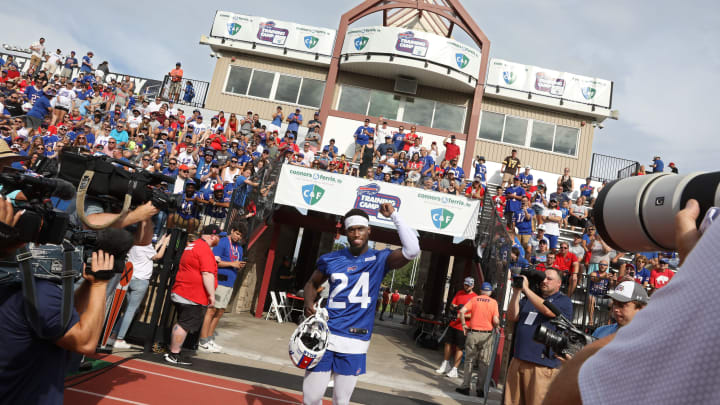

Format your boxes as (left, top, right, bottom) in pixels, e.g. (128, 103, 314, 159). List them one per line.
(289, 306, 330, 369)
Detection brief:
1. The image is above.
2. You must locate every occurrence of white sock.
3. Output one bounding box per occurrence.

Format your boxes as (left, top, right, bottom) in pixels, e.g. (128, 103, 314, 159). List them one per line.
(439, 360, 448, 369)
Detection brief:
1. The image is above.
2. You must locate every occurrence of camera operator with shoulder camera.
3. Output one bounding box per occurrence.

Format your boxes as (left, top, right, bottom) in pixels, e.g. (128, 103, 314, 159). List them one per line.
(543, 177, 720, 404)
(505, 268, 572, 405)
(0, 140, 117, 403)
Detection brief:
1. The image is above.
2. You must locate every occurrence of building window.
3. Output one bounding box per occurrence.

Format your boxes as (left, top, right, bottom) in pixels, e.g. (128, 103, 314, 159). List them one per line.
(503, 116, 528, 146)
(433, 103, 465, 132)
(338, 86, 371, 115)
(478, 111, 504, 142)
(530, 121, 555, 152)
(298, 78, 324, 108)
(554, 125, 578, 155)
(247, 70, 274, 99)
(337, 85, 467, 132)
(275, 75, 302, 104)
(224, 66, 252, 95)
(403, 97, 434, 128)
(368, 92, 400, 120)
(223, 66, 324, 108)
(478, 111, 579, 157)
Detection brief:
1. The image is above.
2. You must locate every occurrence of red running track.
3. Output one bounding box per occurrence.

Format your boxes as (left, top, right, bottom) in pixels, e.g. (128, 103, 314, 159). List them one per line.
(64, 354, 328, 405)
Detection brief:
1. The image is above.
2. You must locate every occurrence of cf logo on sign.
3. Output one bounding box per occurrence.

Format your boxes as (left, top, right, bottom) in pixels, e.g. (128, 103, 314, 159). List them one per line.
(431, 208, 454, 229)
(302, 184, 325, 205)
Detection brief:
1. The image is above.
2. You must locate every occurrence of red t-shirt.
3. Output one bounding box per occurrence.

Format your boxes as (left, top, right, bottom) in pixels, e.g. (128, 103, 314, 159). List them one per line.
(172, 238, 218, 305)
(444, 141, 460, 161)
(650, 268, 674, 289)
(404, 132, 419, 151)
(554, 252, 579, 272)
(492, 195, 506, 216)
(382, 290, 390, 305)
(210, 133, 227, 150)
(391, 293, 400, 303)
(449, 290, 477, 330)
(404, 294, 413, 305)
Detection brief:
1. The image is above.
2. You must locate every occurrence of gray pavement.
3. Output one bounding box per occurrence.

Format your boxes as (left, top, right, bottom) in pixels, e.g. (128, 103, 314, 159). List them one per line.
(202, 312, 504, 405)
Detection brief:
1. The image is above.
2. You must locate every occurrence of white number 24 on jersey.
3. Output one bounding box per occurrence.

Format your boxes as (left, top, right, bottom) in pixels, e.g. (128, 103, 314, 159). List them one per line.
(328, 272, 372, 309)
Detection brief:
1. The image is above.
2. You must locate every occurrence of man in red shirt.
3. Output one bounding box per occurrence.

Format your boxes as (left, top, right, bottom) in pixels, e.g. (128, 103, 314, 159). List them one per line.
(389, 290, 401, 319)
(443, 134, 461, 162)
(402, 293, 413, 324)
(379, 288, 391, 321)
(650, 258, 674, 289)
(436, 277, 477, 378)
(168, 62, 184, 103)
(165, 224, 222, 366)
(554, 241, 580, 296)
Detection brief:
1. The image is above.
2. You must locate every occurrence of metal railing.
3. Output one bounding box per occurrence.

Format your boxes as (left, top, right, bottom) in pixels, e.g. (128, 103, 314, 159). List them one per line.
(589, 153, 640, 183)
(160, 75, 210, 108)
(617, 161, 641, 179)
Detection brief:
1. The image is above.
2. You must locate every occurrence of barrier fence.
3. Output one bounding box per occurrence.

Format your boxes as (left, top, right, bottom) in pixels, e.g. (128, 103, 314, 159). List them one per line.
(589, 153, 640, 183)
(160, 75, 210, 109)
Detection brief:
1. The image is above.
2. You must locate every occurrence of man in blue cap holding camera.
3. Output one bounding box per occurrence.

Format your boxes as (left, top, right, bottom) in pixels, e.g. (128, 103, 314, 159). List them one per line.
(456, 282, 500, 397)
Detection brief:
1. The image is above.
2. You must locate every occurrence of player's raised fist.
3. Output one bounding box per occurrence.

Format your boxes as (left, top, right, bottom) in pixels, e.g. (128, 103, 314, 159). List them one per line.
(379, 203, 395, 218)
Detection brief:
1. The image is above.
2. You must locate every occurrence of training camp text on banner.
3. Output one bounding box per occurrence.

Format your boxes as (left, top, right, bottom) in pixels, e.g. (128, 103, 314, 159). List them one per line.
(341, 26, 482, 79)
(487, 58, 613, 109)
(210, 11, 336, 57)
(274, 165, 480, 241)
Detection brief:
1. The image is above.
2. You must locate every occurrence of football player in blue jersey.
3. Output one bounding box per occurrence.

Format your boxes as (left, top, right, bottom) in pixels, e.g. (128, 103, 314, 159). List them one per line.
(302, 203, 419, 405)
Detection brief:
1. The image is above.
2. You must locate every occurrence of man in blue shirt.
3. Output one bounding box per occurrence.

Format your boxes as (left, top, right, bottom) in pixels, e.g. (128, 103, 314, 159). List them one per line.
(651, 156, 664, 173)
(506, 268, 572, 404)
(513, 196, 534, 257)
(25, 88, 54, 134)
(302, 205, 419, 404)
(518, 166, 533, 186)
(286, 108, 303, 134)
(474, 156, 487, 183)
(592, 281, 648, 339)
(504, 177, 525, 227)
(392, 125, 406, 153)
(353, 118, 374, 161)
(445, 158, 465, 181)
(198, 223, 247, 352)
(375, 136, 395, 157)
(322, 139, 338, 158)
(81, 51, 94, 73)
(109, 122, 129, 148)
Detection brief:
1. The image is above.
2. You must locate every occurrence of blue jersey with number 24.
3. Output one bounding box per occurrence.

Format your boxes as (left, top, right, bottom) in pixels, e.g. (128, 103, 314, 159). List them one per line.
(318, 248, 392, 343)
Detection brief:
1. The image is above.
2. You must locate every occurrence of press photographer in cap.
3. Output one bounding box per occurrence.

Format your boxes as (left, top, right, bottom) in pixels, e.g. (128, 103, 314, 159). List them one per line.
(0, 139, 115, 404)
(543, 199, 719, 405)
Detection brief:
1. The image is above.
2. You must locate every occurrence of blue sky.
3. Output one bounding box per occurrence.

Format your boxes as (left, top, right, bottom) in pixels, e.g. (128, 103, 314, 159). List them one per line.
(1, 0, 717, 172)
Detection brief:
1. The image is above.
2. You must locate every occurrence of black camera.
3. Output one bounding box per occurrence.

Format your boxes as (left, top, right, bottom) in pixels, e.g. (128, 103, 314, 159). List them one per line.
(0, 171, 75, 245)
(511, 266, 546, 289)
(533, 300, 596, 358)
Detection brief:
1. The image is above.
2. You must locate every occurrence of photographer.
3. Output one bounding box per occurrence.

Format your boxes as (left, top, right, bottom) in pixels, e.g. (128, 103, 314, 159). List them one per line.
(505, 268, 572, 405)
(0, 186, 114, 403)
(542, 200, 712, 405)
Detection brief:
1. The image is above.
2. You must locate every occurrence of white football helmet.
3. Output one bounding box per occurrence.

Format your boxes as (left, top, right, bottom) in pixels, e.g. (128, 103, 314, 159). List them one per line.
(289, 300, 330, 370)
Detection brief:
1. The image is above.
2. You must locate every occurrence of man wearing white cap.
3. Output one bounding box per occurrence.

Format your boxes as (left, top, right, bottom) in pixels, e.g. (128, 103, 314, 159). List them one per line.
(435, 276, 478, 378)
(302, 203, 419, 405)
(592, 280, 649, 339)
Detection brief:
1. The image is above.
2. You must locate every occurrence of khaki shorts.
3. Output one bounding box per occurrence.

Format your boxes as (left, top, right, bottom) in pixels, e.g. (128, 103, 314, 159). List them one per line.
(502, 172, 515, 184)
(29, 55, 42, 68)
(214, 285, 234, 309)
(169, 81, 182, 94)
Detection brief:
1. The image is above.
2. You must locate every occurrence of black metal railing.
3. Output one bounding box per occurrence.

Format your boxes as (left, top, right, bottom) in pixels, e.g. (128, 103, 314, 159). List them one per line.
(589, 153, 640, 183)
(617, 161, 641, 179)
(160, 75, 210, 108)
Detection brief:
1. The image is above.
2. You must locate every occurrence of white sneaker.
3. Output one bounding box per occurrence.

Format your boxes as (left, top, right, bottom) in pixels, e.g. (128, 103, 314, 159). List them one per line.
(435, 361, 450, 374)
(113, 339, 132, 349)
(208, 340, 223, 353)
(446, 368, 458, 378)
(198, 342, 213, 352)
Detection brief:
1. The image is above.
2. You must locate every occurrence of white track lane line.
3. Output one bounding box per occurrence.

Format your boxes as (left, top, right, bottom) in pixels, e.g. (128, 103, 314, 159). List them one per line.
(66, 388, 149, 405)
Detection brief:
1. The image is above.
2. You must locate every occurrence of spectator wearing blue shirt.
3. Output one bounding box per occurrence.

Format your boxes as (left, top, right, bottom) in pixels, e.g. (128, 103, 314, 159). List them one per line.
(233, 168, 260, 209)
(592, 280, 648, 339)
(518, 166, 533, 186)
(392, 126, 406, 153)
(579, 177, 595, 203)
(474, 156, 487, 183)
(61, 51, 78, 78)
(286, 108, 302, 134)
(353, 118, 374, 160)
(445, 158, 465, 181)
(651, 156, 664, 173)
(375, 136, 395, 158)
(162, 158, 179, 178)
(504, 177, 525, 226)
(25, 89, 54, 133)
(198, 223, 247, 352)
(506, 268, 572, 402)
(80, 51, 94, 73)
(509, 246, 530, 269)
(109, 123, 129, 148)
(420, 148, 435, 180)
(513, 196, 534, 258)
(322, 139, 338, 158)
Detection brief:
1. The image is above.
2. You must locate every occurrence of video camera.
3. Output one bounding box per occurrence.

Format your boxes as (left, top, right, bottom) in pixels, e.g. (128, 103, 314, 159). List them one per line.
(533, 300, 596, 358)
(51, 148, 178, 229)
(511, 265, 546, 290)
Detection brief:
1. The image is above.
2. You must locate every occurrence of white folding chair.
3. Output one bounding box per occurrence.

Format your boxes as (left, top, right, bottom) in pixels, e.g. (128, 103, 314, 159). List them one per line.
(266, 291, 287, 323)
(281, 291, 304, 319)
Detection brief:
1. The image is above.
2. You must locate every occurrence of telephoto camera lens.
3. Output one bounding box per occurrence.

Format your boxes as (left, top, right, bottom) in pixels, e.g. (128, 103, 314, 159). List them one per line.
(592, 172, 720, 252)
(533, 324, 566, 355)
